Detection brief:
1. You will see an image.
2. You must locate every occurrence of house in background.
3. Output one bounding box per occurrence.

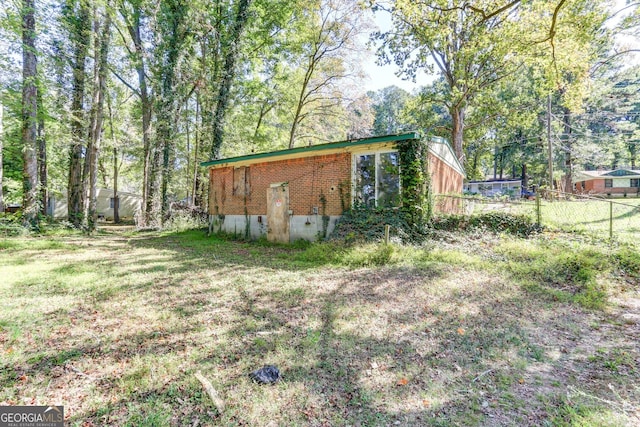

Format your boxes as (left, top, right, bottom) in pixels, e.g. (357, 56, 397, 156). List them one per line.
(202, 132, 465, 243)
(573, 169, 640, 196)
(464, 179, 522, 198)
(49, 188, 142, 220)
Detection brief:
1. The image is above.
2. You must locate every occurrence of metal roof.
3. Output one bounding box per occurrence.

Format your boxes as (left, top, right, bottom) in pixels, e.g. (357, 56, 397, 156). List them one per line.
(200, 132, 422, 168)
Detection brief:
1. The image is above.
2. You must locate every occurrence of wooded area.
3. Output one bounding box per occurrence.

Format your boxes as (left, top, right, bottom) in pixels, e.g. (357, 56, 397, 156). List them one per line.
(0, 0, 639, 229)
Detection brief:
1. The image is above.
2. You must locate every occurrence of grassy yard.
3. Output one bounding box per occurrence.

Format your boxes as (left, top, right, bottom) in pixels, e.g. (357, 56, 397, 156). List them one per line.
(1, 227, 639, 426)
(538, 198, 640, 244)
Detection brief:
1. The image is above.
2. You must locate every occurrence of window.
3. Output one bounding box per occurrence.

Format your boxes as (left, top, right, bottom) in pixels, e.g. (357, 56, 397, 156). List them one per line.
(354, 151, 400, 208)
(110, 197, 119, 209)
(631, 179, 639, 188)
(604, 179, 612, 188)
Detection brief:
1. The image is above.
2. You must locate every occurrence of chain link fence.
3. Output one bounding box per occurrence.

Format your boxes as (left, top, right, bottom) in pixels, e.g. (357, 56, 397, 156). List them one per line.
(434, 191, 640, 244)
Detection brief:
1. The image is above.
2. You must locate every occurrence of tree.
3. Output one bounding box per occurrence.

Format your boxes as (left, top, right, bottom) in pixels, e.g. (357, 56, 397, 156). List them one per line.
(64, 0, 91, 227)
(0, 100, 4, 213)
(287, 0, 367, 148)
(368, 85, 411, 135)
(21, 0, 39, 227)
(374, 0, 527, 160)
(210, 0, 252, 159)
(151, 0, 192, 223)
(86, 4, 111, 232)
(374, 0, 609, 165)
(116, 0, 154, 225)
(36, 86, 46, 215)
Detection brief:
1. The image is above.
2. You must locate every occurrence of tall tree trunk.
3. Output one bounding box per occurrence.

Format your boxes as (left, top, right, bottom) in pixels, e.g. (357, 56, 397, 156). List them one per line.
(0, 101, 4, 214)
(120, 2, 152, 226)
(37, 87, 47, 216)
(561, 106, 573, 194)
(87, 6, 111, 232)
(185, 99, 191, 203)
(450, 104, 465, 161)
(113, 147, 119, 223)
(107, 92, 120, 223)
(192, 96, 200, 207)
(22, 0, 39, 228)
(67, 0, 90, 228)
(210, 0, 252, 159)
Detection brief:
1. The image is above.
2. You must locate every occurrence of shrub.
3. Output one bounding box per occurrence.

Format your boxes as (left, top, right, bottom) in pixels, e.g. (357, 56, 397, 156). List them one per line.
(0, 213, 29, 237)
(431, 212, 540, 237)
(164, 203, 208, 232)
(330, 205, 424, 243)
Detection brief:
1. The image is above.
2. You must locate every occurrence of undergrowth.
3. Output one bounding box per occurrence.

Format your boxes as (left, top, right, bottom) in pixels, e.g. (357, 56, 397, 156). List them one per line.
(431, 212, 542, 237)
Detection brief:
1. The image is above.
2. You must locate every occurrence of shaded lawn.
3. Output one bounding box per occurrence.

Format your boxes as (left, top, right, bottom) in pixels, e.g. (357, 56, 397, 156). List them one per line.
(0, 229, 638, 426)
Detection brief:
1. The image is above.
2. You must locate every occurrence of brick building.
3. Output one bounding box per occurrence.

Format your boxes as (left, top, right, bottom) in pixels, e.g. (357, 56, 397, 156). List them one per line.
(202, 132, 465, 242)
(573, 169, 640, 196)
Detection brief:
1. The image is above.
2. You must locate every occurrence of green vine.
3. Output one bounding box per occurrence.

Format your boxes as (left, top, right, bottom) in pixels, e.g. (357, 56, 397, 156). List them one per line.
(396, 137, 432, 229)
(337, 180, 350, 212)
(319, 193, 330, 239)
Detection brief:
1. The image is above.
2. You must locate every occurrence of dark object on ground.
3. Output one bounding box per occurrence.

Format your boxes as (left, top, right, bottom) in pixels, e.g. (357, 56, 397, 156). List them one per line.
(249, 365, 280, 384)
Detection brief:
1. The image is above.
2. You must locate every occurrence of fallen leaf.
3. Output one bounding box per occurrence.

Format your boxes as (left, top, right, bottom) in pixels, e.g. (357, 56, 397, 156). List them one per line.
(422, 399, 430, 407)
(518, 378, 525, 384)
(397, 378, 408, 386)
(457, 328, 465, 335)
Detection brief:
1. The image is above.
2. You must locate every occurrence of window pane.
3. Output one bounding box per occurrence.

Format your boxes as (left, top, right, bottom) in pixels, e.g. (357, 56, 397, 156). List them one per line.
(355, 154, 376, 207)
(378, 152, 400, 207)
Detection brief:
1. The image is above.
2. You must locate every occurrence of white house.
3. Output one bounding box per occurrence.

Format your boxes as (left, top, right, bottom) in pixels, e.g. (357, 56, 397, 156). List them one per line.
(49, 188, 142, 221)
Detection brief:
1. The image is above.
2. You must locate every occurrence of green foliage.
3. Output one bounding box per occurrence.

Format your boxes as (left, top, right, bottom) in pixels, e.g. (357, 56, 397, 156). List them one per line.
(330, 204, 415, 243)
(368, 85, 411, 135)
(431, 212, 541, 237)
(396, 137, 431, 228)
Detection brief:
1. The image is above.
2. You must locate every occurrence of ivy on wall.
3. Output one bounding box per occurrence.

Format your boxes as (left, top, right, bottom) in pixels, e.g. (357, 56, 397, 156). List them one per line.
(396, 137, 432, 228)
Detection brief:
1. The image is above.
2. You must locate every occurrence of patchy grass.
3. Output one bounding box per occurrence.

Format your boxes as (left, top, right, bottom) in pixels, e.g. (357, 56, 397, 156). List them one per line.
(0, 228, 638, 426)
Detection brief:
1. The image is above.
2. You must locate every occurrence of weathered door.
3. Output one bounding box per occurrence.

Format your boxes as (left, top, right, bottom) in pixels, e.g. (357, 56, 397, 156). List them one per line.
(267, 183, 290, 243)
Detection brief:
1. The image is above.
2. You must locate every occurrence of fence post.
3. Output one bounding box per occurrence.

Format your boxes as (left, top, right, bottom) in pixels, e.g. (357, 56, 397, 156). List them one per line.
(384, 224, 390, 245)
(536, 194, 541, 227)
(609, 201, 613, 241)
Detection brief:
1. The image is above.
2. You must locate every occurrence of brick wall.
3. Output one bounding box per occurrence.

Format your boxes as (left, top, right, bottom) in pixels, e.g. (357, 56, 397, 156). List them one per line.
(581, 179, 640, 195)
(209, 153, 351, 216)
(429, 154, 463, 194)
(209, 149, 464, 216)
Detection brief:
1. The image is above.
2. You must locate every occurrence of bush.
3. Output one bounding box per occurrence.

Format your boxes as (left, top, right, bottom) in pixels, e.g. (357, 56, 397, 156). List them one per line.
(164, 203, 208, 232)
(0, 213, 29, 237)
(330, 205, 426, 243)
(431, 212, 541, 237)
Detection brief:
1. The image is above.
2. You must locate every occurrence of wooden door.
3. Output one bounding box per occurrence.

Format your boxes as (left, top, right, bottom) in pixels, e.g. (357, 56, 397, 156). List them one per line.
(267, 183, 290, 243)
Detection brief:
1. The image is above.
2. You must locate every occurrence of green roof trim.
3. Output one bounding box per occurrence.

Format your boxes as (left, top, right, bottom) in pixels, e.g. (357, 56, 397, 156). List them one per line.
(200, 132, 421, 167)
